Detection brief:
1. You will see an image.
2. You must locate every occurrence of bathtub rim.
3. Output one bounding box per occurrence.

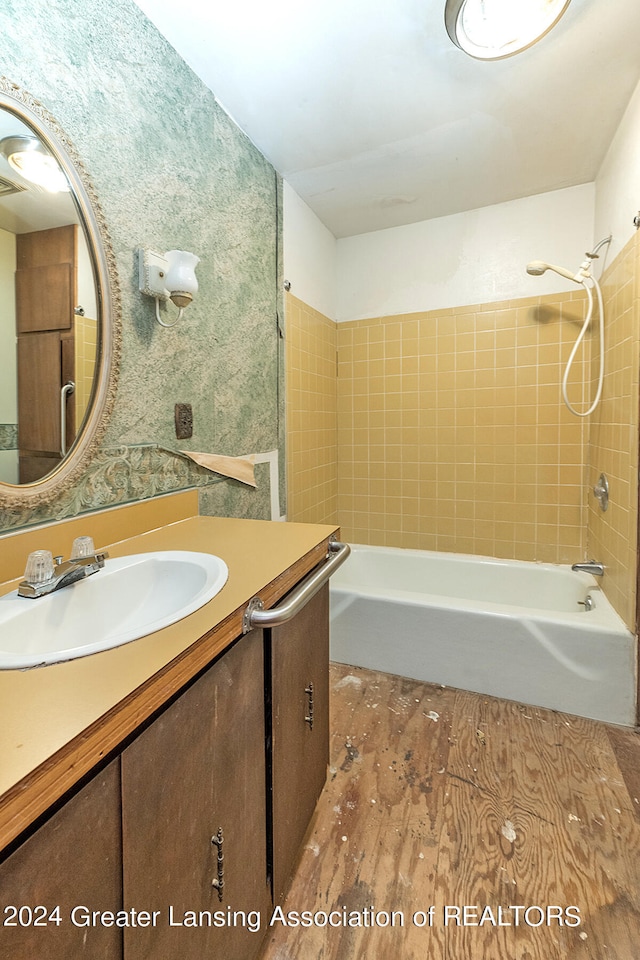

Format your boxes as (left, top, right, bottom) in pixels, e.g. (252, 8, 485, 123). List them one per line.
(331, 542, 631, 636)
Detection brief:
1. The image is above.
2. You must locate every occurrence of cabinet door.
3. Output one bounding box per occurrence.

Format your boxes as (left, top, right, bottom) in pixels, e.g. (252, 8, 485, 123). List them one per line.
(122, 630, 270, 960)
(0, 760, 122, 960)
(16, 225, 77, 482)
(271, 583, 329, 903)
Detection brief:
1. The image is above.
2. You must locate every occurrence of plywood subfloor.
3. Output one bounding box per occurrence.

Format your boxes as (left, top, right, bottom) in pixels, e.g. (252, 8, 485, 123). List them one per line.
(260, 663, 640, 960)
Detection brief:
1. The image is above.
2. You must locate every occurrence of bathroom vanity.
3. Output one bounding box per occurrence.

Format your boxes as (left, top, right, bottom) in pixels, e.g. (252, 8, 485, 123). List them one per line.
(0, 495, 340, 959)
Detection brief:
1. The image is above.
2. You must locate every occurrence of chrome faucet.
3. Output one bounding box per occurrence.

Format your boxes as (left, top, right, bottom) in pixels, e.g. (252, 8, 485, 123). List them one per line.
(18, 537, 109, 598)
(571, 560, 604, 577)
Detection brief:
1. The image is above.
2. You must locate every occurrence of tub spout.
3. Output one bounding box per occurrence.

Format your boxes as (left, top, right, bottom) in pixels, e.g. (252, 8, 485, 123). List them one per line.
(571, 561, 604, 576)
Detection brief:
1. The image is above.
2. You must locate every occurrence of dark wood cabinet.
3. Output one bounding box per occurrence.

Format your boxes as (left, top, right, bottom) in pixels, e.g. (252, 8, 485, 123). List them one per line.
(0, 760, 122, 960)
(0, 558, 334, 960)
(270, 583, 329, 903)
(121, 628, 270, 960)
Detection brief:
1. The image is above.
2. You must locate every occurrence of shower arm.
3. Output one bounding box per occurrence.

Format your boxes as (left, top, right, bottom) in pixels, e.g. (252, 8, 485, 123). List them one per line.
(586, 234, 613, 262)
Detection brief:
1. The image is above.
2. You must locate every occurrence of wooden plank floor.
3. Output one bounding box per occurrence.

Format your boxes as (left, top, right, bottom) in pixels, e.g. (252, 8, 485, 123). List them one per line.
(260, 663, 640, 960)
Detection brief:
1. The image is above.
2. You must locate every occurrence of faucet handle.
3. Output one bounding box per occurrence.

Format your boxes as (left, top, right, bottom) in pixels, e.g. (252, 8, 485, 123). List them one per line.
(71, 536, 96, 560)
(24, 550, 55, 585)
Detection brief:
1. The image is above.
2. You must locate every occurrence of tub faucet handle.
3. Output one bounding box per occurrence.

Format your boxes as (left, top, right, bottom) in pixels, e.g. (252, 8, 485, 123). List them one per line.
(593, 473, 609, 512)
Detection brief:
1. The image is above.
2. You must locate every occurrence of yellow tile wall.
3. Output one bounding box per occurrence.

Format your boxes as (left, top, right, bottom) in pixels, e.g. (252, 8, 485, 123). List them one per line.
(284, 240, 638, 629)
(74, 314, 98, 428)
(586, 231, 640, 629)
(285, 293, 338, 524)
(337, 293, 589, 563)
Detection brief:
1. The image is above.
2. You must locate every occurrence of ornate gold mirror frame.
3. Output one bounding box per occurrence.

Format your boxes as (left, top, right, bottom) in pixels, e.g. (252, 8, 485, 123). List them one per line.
(0, 77, 121, 511)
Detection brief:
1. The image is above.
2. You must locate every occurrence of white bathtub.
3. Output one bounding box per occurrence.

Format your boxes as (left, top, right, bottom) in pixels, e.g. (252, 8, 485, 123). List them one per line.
(330, 544, 637, 726)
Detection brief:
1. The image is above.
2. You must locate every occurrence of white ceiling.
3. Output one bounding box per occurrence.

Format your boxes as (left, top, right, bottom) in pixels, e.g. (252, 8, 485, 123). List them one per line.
(132, 0, 640, 238)
(0, 111, 79, 234)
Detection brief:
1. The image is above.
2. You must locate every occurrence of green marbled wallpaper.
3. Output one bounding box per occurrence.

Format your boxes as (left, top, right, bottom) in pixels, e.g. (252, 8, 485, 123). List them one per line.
(0, 0, 284, 533)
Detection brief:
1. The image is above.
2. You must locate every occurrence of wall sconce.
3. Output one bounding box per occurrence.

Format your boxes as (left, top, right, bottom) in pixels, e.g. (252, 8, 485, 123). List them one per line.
(0, 135, 69, 193)
(138, 248, 200, 327)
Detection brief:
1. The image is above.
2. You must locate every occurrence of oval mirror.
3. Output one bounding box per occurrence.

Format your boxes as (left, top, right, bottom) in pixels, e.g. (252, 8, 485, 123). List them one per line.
(0, 78, 119, 509)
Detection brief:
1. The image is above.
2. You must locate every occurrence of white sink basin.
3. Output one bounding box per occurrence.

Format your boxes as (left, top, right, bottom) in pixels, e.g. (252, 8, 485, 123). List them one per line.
(0, 551, 228, 669)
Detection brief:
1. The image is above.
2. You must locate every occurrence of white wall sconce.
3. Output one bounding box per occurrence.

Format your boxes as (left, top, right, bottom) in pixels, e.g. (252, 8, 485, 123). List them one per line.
(138, 247, 200, 327)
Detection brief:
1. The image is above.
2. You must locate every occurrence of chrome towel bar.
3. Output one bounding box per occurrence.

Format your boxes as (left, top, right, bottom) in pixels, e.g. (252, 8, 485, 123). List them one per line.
(242, 539, 350, 633)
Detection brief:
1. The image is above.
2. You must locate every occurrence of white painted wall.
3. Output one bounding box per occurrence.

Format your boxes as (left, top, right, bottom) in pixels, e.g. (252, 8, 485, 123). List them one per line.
(283, 180, 337, 320)
(77, 228, 98, 321)
(335, 184, 595, 321)
(285, 70, 640, 326)
(595, 77, 640, 264)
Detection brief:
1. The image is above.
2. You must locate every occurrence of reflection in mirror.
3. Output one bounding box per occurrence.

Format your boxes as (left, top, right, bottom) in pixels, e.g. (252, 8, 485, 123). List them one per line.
(0, 111, 98, 484)
(0, 79, 119, 507)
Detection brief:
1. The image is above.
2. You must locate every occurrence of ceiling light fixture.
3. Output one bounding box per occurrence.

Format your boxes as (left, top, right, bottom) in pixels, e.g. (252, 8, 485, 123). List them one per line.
(0, 135, 69, 192)
(445, 0, 572, 60)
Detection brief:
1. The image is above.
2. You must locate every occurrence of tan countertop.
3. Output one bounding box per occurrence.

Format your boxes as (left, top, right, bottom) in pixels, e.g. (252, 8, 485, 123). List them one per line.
(0, 513, 338, 850)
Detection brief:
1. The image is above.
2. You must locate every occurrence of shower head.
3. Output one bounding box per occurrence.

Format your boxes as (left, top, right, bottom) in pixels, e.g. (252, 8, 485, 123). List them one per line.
(526, 260, 549, 276)
(526, 260, 579, 282)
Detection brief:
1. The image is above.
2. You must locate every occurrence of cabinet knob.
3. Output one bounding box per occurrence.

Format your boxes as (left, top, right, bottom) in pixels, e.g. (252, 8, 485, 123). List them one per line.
(211, 826, 224, 901)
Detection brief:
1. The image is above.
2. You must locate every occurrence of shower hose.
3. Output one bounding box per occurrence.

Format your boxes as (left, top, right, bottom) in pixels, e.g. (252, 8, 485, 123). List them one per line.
(561, 273, 604, 418)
